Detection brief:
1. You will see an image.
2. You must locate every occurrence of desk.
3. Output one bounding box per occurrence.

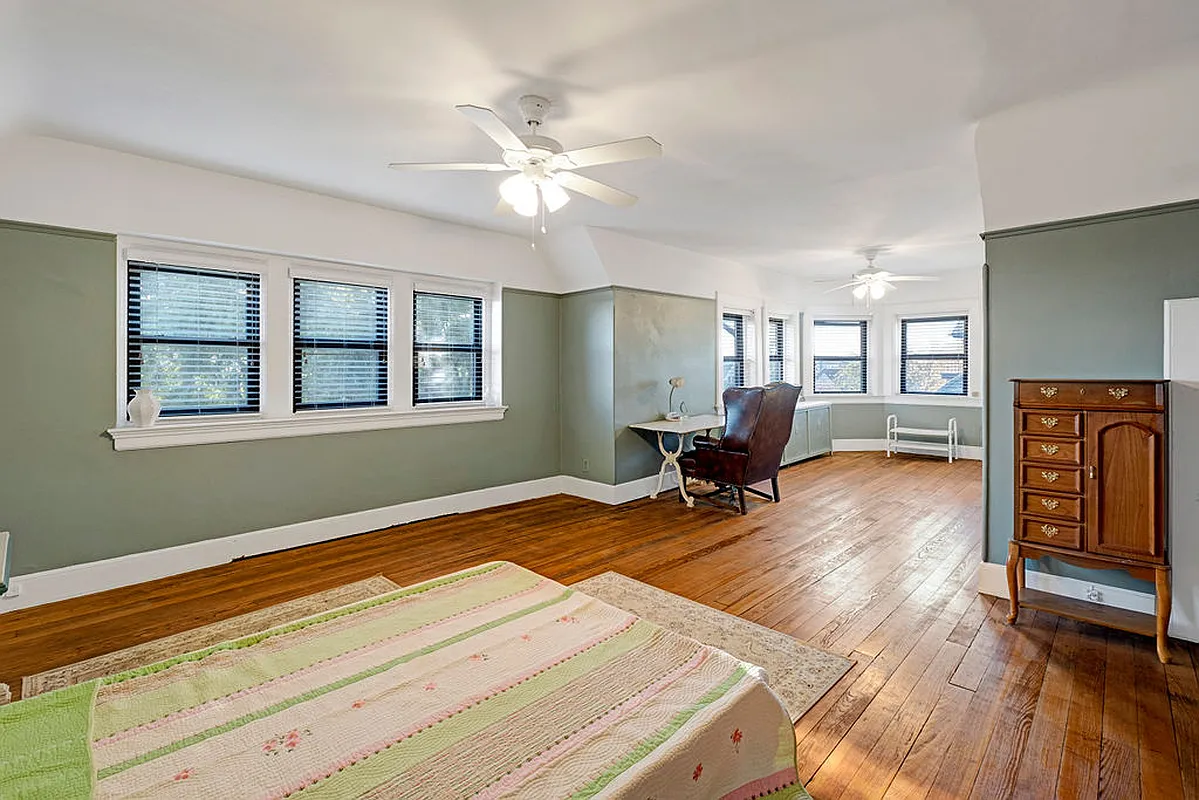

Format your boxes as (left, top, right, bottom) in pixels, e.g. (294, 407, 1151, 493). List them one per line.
(628, 413, 725, 506)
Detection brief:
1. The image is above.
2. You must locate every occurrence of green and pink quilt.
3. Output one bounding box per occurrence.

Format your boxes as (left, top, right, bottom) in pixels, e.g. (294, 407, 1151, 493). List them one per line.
(0, 561, 807, 798)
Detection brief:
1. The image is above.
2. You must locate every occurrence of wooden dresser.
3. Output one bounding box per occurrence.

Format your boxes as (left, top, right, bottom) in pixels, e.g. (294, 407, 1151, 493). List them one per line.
(1006, 379, 1171, 662)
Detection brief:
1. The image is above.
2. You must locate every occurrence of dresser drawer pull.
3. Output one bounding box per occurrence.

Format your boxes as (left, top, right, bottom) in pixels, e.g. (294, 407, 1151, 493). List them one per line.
(1040, 443, 1060, 455)
(1041, 417, 1059, 428)
(1041, 498, 1060, 510)
(1040, 386, 1058, 398)
(1109, 387, 1129, 400)
(1040, 524, 1059, 538)
(1041, 470, 1060, 483)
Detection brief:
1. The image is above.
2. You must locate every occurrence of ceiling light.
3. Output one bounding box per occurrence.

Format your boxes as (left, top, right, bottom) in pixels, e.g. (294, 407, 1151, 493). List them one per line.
(500, 174, 538, 215)
(541, 179, 570, 212)
(852, 285, 868, 300)
(869, 282, 887, 300)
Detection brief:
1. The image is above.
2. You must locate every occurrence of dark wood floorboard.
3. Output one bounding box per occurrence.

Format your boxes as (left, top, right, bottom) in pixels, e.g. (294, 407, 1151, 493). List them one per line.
(1, 452, 1194, 798)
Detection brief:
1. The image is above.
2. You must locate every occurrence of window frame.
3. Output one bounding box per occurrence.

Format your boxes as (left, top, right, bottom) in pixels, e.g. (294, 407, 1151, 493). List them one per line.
(811, 319, 869, 395)
(898, 314, 969, 397)
(721, 311, 747, 390)
(767, 316, 786, 383)
(110, 238, 504, 451)
(126, 260, 264, 417)
(412, 290, 486, 406)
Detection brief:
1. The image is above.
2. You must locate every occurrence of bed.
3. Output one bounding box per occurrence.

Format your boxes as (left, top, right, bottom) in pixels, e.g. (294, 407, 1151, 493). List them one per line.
(0, 561, 806, 798)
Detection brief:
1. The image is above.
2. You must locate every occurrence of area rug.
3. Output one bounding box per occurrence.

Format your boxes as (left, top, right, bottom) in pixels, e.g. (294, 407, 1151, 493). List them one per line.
(571, 571, 853, 721)
(20, 574, 400, 698)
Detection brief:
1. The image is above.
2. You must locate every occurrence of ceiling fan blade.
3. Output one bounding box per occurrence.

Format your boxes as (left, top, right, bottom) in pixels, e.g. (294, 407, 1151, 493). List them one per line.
(886, 275, 940, 282)
(387, 162, 513, 171)
(455, 105, 529, 153)
(554, 171, 637, 206)
(552, 136, 662, 169)
(823, 283, 860, 293)
(881, 281, 898, 291)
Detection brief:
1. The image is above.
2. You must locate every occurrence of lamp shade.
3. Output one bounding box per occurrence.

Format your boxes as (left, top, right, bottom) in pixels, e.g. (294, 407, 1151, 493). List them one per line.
(500, 175, 538, 217)
(869, 281, 887, 300)
(541, 179, 570, 212)
(852, 284, 868, 299)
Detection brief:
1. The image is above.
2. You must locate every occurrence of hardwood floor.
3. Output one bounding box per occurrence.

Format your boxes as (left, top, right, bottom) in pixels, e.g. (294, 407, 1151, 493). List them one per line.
(2, 452, 1195, 798)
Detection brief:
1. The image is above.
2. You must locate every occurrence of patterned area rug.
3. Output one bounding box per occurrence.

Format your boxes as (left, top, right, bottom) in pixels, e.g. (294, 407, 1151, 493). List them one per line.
(571, 571, 853, 722)
(20, 574, 400, 699)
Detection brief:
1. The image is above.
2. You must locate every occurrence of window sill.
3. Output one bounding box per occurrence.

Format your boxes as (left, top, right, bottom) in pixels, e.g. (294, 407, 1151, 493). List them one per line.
(106, 405, 508, 451)
(812, 394, 982, 407)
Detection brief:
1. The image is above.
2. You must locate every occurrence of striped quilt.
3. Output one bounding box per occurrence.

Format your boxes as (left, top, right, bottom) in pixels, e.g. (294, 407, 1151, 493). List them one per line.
(0, 562, 807, 798)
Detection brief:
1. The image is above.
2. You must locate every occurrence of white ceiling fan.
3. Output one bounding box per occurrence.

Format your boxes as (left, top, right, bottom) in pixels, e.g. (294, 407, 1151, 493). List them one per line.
(822, 248, 938, 305)
(388, 95, 661, 219)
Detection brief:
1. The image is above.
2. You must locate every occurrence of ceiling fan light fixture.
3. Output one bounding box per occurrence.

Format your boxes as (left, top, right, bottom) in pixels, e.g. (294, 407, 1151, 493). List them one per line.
(852, 284, 868, 300)
(540, 178, 570, 212)
(869, 282, 887, 300)
(499, 174, 538, 212)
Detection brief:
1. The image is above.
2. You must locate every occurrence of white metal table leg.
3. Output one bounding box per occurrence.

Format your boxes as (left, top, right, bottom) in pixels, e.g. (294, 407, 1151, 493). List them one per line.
(651, 431, 695, 507)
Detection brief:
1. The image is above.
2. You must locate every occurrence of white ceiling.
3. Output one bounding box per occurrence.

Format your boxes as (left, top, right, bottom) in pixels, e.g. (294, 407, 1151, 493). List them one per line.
(4, 0, 1199, 278)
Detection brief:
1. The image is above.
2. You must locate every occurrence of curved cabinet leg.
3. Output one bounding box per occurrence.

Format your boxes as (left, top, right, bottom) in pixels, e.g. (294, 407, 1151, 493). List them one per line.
(1005, 541, 1021, 624)
(1155, 567, 1172, 664)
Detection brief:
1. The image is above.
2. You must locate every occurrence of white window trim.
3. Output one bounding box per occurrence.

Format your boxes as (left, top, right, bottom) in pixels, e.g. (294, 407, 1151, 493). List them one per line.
(886, 298, 981, 400)
(109, 237, 505, 451)
(804, 312, 874, 398)
(715, 292, 765, 407)
(765, 308, 801, 386)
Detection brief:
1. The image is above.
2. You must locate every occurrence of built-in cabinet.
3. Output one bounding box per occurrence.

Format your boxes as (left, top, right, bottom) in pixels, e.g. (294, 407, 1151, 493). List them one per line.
(782, 402, 832, 465)
(1006, 379, 1171, 663)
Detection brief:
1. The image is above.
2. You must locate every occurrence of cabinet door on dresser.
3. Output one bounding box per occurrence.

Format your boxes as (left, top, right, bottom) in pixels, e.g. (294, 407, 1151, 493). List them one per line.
(1086, 411, 1167, 562)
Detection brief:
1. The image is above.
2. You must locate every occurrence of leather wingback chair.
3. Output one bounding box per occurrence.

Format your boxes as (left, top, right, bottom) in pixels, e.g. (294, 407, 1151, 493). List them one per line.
(678, 382, 801, 514)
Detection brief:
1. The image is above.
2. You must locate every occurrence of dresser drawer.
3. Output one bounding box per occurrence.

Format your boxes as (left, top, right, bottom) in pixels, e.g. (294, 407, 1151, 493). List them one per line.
(1019, 517, 1083, 549)
(1019, 411, 1083, 438)
(1016, 381, 1164, 410)
(1020, 437, 1083, 465)
(1021, 464, 1084, 494)
(1020, 490, 1083, 522)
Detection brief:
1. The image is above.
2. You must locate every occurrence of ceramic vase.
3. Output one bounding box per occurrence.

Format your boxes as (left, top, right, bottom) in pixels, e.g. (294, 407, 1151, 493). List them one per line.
(127, 388, 163, 427)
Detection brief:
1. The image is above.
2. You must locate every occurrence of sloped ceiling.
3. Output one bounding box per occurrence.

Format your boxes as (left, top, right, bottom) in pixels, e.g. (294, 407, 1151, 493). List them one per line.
(3, 0, 1199, 278)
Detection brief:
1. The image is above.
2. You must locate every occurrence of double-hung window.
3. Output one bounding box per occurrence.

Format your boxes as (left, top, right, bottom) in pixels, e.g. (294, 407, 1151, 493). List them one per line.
(767, 317, 786, 383)
(126, 261, 261, 416)
(721, 312, 747, 389)
(293, 279, 389, 410)
(812, 320, 868, 394)
(900, 315, 968, 395)
(413, 292, 485, 404)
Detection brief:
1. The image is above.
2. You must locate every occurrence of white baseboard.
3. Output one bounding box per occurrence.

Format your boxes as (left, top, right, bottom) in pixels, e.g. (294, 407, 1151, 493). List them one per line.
(977, 561, 1196, 643)
(832, 438, 983, 461)
(0, 472, 675, 614)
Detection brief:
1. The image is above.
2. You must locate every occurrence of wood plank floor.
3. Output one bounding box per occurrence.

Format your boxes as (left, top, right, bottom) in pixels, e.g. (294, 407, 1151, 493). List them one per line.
(2, 452, 1195, 798)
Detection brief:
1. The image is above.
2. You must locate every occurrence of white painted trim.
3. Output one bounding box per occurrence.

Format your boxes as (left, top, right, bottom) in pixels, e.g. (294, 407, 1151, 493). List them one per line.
(815, 395, 983, 408)
(832, 438, 983, 460)
(0, 472, 676, 612)
(107, 406, 508, 450)
(977, 561, 1196, 643)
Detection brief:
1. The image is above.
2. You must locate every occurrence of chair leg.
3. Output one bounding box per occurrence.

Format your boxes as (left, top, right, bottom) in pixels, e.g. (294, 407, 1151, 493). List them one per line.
(737, 486, 747, 515)
(771, 476, 780, 502)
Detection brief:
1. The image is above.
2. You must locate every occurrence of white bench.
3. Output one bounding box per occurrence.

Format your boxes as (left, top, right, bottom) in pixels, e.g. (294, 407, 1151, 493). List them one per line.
(886, 414, 958, 463)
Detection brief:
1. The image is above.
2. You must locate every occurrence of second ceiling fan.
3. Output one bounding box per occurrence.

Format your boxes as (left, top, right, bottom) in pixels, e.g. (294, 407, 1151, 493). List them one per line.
(389, 95, 661, 218)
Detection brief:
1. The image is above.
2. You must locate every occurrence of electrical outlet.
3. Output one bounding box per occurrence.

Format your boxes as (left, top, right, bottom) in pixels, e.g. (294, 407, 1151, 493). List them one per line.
(1085, 585, 1102, 603)
(581, 458, 590, 473)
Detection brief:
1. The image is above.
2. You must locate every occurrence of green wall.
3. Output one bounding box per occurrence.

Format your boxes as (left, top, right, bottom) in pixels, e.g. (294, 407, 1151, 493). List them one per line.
(559, 289, 615, 483)
(984, 200, 1199, 591)
(613, 288, 717, 484)
(0, 222, 561, 575)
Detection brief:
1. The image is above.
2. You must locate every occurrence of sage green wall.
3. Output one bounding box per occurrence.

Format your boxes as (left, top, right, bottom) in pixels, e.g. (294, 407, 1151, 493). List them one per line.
(0, 221, 561, 575)
(828, 402, 983, 446)
(613, 288, 718, 484)
(559, 289, 615, 483)
(984, 200, 1199, 591)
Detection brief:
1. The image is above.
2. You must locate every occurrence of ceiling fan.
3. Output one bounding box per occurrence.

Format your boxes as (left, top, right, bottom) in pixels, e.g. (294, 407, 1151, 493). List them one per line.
(822, 248, 938, 305)
(388, 95, 661, 219)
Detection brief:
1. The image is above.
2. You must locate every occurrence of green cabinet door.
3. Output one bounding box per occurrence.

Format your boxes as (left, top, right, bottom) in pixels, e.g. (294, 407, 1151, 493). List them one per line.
(807, 405, 832, 456)
(782, 409, 811, 465)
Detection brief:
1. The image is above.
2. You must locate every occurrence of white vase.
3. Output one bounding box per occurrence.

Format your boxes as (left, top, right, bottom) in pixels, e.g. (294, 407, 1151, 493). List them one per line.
(127, 388, 163, 427)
